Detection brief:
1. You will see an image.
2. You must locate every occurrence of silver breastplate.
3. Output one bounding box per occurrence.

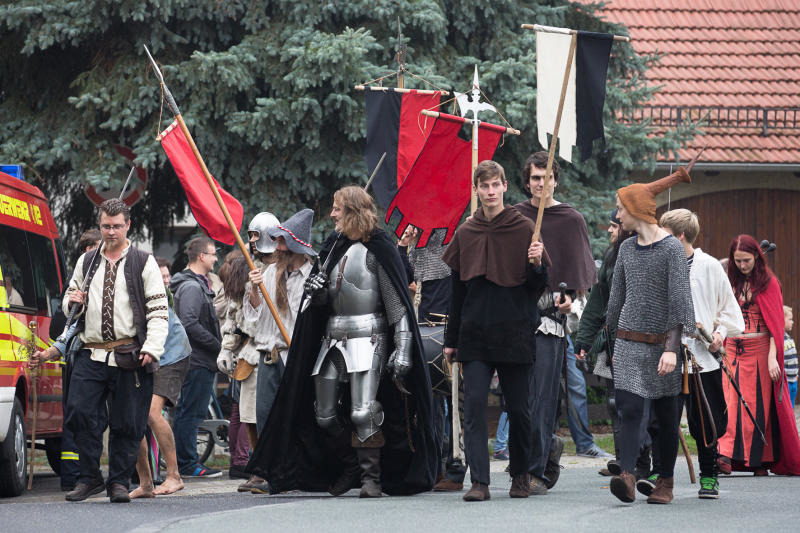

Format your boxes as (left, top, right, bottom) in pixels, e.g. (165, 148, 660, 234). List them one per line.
(327, 243, 383, 316)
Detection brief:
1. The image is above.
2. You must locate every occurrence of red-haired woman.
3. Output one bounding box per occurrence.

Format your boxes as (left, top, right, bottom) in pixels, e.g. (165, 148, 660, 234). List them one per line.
(718, 234, 800, 475)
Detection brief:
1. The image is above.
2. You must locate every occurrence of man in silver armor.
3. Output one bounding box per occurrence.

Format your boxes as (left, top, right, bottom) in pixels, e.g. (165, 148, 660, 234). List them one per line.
(304, 186, 414, 498)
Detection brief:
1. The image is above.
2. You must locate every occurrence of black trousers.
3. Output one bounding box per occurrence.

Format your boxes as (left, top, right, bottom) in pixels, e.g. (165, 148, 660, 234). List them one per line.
(433, 393, 467, 483)
(616, 389, 681, 478)
(463, 360, 531, 485)
(685, 369, 727, 477)
(60, 355, 82, 486)
(528, 334, 564, 478)
(65, 350, 153, 489)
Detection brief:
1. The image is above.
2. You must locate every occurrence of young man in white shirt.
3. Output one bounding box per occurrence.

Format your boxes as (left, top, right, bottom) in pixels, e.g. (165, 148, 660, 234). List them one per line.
(659, 209, 744, 499)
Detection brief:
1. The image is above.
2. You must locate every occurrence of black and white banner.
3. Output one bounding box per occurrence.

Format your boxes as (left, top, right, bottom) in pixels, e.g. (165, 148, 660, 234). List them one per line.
(536, 26, 613, 162)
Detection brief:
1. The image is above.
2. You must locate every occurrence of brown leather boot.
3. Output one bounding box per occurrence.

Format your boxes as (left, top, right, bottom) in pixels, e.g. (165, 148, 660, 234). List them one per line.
(327, 430, 361, 496)
(509, 473, 530, 498)
(433, 478, 464, 492)
(354, 432, 384, 498)
(463, 482, 491, 502)
(609, 472, 636, 503)
(647, 477, 674, 504)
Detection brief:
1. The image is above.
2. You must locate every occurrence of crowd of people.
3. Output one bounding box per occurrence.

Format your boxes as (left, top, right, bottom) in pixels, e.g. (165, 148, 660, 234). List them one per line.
(29, 150, 800, 506)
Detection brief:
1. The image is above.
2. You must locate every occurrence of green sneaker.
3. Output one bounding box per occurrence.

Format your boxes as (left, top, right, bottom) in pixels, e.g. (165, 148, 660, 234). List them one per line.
(636, 473, 658, 496)
(698, 476, 719, 499)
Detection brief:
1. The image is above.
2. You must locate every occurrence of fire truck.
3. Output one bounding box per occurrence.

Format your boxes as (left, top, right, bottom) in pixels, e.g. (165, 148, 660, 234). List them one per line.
(0, 168, 66, 496)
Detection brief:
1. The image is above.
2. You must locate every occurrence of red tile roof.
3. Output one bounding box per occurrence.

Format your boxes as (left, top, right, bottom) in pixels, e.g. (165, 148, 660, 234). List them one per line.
(593, 0, 800, 164)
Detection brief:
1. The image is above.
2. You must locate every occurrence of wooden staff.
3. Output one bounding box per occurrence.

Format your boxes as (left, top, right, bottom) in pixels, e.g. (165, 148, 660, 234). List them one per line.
(27, 321, 39, 490)
(144, 46, 291, 346)
(679, 429, 696, 484)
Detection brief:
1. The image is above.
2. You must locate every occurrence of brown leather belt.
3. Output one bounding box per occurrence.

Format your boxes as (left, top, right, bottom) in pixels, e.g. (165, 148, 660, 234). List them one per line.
(616, 329, 665, 345)
(84, 337, 135, 351)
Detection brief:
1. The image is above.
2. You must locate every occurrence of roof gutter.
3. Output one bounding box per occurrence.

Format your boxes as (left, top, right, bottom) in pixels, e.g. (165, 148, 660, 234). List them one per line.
(654, 162, 800, 173)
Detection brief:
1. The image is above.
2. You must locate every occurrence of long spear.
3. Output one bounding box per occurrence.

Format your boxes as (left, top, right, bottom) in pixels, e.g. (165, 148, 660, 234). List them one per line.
(143, 45, 291, 346)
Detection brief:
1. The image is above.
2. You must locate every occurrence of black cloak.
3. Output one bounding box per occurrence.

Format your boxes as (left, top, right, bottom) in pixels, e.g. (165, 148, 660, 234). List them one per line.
(247, 229, 440, 495)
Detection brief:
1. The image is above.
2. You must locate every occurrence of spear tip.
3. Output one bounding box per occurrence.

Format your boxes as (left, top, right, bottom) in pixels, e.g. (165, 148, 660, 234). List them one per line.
(143, 44, 164, 83)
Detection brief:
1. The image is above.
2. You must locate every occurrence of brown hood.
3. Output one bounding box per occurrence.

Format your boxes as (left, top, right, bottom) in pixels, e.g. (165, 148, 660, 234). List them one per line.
(441, 206, 534, 287)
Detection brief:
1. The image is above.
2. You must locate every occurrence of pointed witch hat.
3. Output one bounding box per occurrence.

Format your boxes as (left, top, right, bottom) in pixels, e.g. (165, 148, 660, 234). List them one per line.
(617, 147, 705, 224)
(267, 208, 317, 257)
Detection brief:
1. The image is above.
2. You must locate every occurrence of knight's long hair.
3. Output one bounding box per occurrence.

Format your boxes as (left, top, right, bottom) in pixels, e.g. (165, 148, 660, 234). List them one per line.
(334, 186, 378, 242)
(727, 234, 775, 300)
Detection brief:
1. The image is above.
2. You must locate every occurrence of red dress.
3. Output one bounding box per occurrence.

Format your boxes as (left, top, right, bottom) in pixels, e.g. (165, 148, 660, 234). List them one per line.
(719, 277, 800, 474)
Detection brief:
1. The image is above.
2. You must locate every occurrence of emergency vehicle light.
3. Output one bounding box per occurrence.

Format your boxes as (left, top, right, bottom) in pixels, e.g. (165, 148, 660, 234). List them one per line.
(0, 165, 24, 180)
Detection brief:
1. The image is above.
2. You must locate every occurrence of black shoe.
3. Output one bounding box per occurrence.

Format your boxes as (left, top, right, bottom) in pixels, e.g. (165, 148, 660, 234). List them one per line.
(606, 460, 622, 476)
(61, 483, 77, 492)
(65, 479, 105, 502)
(544, 436, 564, 489)
(108, 483, 131, 503)
(636, 473, 658, 497)
(228, 464, 250, 480)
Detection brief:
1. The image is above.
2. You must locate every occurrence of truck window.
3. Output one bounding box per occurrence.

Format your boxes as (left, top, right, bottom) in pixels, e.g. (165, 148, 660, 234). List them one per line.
(28, 233, 61, 314)
(0, 224, 36, 310)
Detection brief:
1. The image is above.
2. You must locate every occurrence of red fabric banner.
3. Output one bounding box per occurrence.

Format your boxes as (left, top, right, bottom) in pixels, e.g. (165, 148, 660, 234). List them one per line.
(386, 114, 505, 247)
(159, 121, 243, 245)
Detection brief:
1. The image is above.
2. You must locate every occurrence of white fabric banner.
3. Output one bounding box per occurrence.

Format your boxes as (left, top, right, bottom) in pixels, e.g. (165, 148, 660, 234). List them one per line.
(536, 30, 577, 163)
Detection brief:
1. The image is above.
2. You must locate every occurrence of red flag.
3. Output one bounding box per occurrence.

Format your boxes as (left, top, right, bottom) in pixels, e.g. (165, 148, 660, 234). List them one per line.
(386, 114, 505, 247)
(159, 120, 243, 245)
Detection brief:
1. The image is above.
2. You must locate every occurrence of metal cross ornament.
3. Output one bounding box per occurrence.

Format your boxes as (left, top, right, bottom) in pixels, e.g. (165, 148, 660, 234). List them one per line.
(455, 66, 496, 120)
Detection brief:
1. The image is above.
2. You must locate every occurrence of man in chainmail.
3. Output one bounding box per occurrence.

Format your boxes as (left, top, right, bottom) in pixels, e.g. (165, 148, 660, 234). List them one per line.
(606, 167, 696, 505)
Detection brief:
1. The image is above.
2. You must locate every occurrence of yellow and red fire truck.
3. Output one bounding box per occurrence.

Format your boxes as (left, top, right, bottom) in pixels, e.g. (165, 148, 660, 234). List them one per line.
(0, 169, 66, 496)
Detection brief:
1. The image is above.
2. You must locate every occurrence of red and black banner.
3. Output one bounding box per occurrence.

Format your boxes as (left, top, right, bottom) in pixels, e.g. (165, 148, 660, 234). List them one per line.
(364, 88, 441, 209)
(386, 113, 505, 248)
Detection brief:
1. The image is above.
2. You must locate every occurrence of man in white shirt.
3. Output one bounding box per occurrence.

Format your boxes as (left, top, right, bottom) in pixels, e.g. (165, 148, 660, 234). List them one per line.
(32, 199, 168, 503)
(242, 209, 315, 493)
(658, 209, 744, 500)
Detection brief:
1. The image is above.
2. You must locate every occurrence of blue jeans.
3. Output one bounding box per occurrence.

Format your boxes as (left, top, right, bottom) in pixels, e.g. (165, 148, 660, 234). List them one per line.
(494, 411, 509, 452)
(565, 335, 595, 451)
(789, 381, 797, 407)
(173, 366, 216, 473)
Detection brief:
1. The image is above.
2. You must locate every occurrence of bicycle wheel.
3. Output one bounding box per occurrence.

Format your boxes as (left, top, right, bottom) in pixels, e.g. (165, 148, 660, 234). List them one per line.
(197, 430, 214, 465)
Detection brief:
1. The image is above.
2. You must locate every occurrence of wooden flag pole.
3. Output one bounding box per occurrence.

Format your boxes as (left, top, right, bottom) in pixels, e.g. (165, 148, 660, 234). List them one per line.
(144, 46, 291, 346)
(528, 32, 577, 259)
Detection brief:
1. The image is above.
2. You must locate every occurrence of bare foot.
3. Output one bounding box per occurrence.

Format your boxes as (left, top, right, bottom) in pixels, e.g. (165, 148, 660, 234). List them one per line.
(154, 477, 184, 495)
(129, 485, 155, 499)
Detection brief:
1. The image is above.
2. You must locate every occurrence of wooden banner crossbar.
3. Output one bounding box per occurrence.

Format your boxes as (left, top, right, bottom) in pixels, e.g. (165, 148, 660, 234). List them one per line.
(354, 85, 449, 96)
(521, 24, 630, 42)
(420, 109, 521, 136)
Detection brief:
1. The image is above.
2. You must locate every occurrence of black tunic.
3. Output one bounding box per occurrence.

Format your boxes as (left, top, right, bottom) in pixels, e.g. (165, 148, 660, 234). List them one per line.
(444, 266, 547, 365)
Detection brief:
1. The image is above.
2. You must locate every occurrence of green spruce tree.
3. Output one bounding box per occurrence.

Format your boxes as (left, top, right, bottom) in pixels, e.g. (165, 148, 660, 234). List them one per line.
(0, 1, 694, 255)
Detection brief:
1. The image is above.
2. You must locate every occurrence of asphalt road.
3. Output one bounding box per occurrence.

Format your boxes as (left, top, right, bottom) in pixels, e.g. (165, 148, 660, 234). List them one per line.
(4, 456, 799, 533)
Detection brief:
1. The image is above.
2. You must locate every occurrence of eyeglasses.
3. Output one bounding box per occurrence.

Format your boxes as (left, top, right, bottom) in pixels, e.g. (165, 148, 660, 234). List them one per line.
(202, 250, 218, 257)
(100, 224, 126, 231)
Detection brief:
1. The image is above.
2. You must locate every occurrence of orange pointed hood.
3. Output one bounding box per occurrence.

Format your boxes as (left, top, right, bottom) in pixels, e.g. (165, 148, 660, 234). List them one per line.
(617, 167, 691, 224)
